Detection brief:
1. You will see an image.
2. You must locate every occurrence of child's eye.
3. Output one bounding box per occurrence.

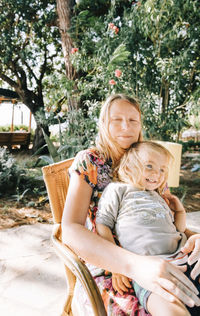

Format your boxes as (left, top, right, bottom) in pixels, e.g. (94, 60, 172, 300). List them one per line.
(146, 164, 152, 169)
(160, 168, 165, 173)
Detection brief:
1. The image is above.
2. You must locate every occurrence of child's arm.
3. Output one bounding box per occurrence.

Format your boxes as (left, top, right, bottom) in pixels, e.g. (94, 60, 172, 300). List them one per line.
(96, 223, 132, 294)
(162, 193, 186, 232)
(96, 223, 116, 244)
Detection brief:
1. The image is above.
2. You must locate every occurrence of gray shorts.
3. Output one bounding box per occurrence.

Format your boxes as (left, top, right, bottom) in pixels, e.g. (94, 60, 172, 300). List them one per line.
(132, 281, 151, 313)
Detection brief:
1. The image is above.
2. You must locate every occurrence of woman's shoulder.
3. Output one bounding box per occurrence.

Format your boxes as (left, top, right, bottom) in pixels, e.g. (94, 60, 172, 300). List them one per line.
(75, 148, 107, 166)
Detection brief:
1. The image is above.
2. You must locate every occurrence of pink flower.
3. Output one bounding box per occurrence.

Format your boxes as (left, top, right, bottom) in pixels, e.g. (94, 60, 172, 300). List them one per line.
(113, 26, 119, 34)
(108, 23, 115, 29)
(115, 69, 122, 78)
(109, 79, 116, 85)
(71, 47, 78, 54)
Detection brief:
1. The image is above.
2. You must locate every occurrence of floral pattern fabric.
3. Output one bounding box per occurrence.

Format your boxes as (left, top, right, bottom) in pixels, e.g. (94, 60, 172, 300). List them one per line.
(69, 148, 150, 315)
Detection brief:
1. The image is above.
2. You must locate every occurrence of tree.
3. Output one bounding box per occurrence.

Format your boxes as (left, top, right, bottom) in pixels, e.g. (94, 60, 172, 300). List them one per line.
(58, 0, 199, 141)
(0, 0, 62, 151)
(56, 0, 75, 79)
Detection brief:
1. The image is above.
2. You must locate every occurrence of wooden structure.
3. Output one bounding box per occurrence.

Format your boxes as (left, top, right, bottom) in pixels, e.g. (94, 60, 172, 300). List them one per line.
(0, 89, 32, 149)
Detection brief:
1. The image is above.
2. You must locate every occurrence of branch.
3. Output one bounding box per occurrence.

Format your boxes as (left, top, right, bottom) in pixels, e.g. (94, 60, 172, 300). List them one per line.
(23, 60, 38, 83)
(39, 47, 47, 82)
(0, 72, 18, 89)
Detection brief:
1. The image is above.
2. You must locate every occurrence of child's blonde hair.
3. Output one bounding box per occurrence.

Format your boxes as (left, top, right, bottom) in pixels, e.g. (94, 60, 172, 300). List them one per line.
(118, 141, 174, 194)
(96, 94, 143, 166)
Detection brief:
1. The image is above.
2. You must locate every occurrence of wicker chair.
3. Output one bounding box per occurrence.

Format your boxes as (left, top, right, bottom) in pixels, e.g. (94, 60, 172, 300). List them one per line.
(42, 158, 107, 316)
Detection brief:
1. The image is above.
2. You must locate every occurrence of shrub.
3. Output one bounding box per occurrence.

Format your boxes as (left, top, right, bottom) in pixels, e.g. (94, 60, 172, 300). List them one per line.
(0, 148, 45, 198)
(0, 148, 23, 195)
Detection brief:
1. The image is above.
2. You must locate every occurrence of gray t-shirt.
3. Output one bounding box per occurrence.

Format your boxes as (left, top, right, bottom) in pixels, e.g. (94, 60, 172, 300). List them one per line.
(96, 182, 187, 258)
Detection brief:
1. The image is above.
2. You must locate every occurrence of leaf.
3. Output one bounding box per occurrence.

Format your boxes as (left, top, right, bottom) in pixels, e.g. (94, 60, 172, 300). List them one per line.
(39, 155, 54, 165)
(31, 144, 48, 157)
(107, 44, 130, 70)
(57, 144, 71, 153)
(42, 129, 59, 161)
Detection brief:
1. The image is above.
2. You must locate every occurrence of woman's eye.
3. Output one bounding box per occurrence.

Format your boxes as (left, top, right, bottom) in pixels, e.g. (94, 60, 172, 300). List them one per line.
(130, 119, 137, 122)
(112, 117, 121, 121)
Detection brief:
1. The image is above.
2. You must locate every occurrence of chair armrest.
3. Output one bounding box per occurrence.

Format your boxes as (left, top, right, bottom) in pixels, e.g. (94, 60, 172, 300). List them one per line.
(52, 224, 107, 316)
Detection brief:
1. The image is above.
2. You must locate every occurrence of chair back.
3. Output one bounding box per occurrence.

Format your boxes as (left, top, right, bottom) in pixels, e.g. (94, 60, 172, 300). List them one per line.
(42, 158, 74, 223)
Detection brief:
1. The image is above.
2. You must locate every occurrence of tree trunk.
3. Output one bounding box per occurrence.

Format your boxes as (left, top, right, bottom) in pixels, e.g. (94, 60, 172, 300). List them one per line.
(161, 78, 169, 114)
(32, 123, 50, 153)
(15, 87, 49, 153)
(56, 0, 76, 79)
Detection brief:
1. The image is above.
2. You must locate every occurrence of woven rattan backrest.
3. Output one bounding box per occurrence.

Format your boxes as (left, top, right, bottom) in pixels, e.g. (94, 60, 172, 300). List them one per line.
(42, 158, 74, 223)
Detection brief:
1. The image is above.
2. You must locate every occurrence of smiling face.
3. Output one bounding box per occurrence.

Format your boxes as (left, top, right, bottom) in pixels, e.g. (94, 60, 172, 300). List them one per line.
(138, 148, 169, 191)
(108, 99, 141, 149)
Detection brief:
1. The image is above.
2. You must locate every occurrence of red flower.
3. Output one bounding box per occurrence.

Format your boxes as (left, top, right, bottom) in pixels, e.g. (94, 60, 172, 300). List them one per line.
(113, 26, 119, 34)
(115, 69, 122, 78)
(71, 47, 78, 54)
(108, 23, 115, 29)
(109, 79, 116, 85)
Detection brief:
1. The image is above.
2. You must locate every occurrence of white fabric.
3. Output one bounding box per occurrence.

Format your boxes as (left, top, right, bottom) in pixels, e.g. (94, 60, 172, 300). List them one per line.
(96, 182, 187, 258)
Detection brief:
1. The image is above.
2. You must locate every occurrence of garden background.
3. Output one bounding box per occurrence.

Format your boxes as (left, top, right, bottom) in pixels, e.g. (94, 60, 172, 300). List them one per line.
(0, 0, 199, 227)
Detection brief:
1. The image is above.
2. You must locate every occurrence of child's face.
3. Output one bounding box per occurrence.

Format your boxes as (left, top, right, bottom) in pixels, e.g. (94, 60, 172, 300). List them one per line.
(138, 148, 168, 191)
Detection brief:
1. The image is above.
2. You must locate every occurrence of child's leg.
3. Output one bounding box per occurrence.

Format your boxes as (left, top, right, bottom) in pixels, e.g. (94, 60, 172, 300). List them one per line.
(147, 293, 191, 316)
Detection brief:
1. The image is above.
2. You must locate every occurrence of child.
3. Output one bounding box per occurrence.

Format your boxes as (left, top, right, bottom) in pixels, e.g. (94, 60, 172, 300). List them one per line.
(96, 141, 200, 316)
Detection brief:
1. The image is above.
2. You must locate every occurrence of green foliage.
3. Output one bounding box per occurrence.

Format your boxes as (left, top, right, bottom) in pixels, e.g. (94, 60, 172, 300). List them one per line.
(0, 148, 23, 194)
(0, 148, 45, 197)
(61, 0, 199, 141)
(0, 125, 28, 132)
(1, 0, 199, 150)
(0, 0, 64, 152)
(171, 185, 187, 203)
(178, 140, 200, 153)
(61, 101, 99, 150)
(39, 100, 99, 164)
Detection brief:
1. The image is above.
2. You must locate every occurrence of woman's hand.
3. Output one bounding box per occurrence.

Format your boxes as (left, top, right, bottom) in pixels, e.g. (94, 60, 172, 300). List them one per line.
(112, 273, 132, 295)
(132, 255, 200, 308)
(181, 234, 200, 281)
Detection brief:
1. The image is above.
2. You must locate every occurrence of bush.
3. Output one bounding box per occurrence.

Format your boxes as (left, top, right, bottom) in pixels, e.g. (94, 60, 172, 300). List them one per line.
(0, 148, 23, 195)
(0, 148, 45, 198)
(178, 140, 200, 153)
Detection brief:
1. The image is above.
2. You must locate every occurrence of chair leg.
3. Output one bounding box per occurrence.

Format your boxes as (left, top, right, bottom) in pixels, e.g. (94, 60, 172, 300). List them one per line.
(61, 309, 73, 316)
(62, 265, 76, 316)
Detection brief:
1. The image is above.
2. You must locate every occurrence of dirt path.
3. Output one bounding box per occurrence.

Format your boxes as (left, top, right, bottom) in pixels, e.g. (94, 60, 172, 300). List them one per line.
(0, 200, 53, 229)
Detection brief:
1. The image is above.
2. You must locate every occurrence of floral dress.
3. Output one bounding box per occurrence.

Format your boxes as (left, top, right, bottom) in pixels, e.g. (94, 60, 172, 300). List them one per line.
(69, 148, 150, 316)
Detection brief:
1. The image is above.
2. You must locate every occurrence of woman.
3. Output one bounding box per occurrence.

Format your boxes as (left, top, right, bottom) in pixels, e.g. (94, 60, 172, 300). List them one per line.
(61, 94, 200, 315)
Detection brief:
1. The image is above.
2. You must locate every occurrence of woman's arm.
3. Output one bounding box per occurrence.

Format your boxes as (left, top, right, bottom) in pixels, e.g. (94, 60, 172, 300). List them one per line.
(61, 173, 200, 307)
(96, 223, 132, 294)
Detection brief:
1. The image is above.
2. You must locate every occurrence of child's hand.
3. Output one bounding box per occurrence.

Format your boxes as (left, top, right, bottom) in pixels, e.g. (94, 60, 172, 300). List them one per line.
(112, 273, 132, 295)
(162, 192, 185, 212)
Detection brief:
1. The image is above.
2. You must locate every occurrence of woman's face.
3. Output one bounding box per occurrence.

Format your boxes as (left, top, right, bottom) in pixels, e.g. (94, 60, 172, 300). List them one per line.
(108, 99, 141, 149)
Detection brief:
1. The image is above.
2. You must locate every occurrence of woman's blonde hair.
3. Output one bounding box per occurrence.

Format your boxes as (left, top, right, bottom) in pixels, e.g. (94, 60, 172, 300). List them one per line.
(96, 94, 142, 166)
(118, 141, 173, 194)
